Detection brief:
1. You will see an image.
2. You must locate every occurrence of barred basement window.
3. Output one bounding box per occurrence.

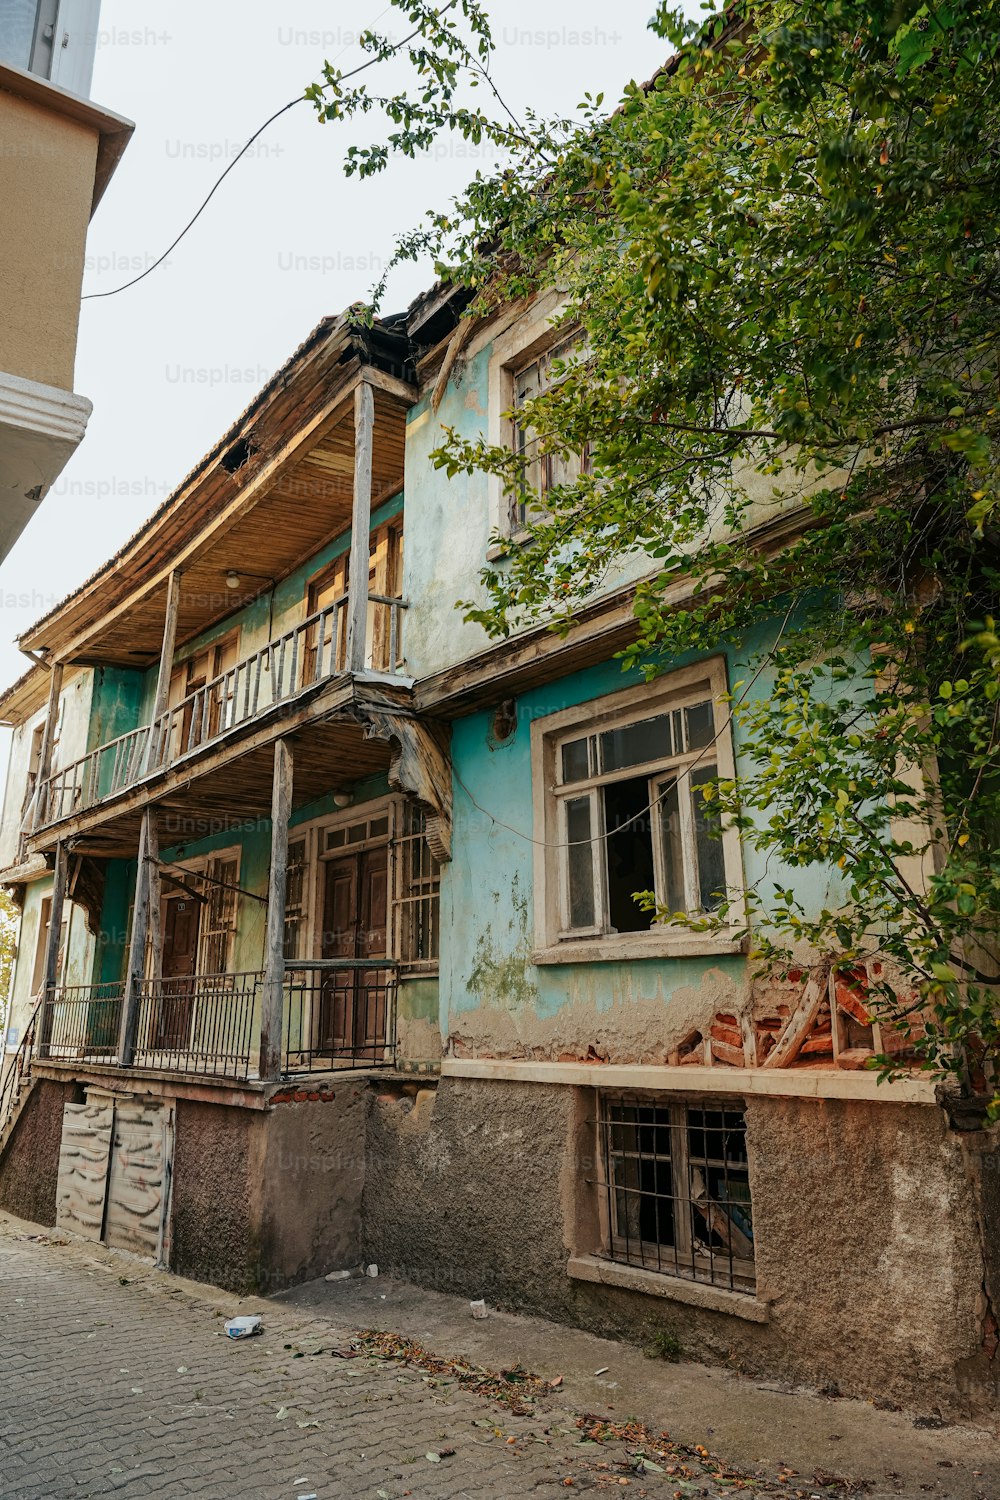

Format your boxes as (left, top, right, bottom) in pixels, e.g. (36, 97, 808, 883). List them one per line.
(283, 838, 307, 960)
(596, 1095, 755, 1293)
(394, 803, 441, 966)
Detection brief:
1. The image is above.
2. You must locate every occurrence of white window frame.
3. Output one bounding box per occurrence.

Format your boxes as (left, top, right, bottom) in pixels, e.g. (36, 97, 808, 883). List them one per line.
(530, 658, 746, 963)
(0, 0, 101, 98)
(486, 291, 576, 548)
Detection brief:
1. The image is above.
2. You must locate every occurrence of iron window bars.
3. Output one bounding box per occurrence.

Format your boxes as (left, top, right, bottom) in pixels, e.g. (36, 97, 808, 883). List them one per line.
(595, 1094, 755, 1293)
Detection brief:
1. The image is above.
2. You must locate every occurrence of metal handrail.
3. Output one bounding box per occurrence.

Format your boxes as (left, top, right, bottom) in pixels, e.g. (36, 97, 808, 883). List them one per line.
(33, 592, 408, 830)
(0, 997, 42, 1137)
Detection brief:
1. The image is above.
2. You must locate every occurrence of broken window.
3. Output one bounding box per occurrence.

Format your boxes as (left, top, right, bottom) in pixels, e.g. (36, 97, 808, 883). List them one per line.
(508, 333, 591, 532)
(548, 683, 733, 940)
(596, 1094, 754, 1293)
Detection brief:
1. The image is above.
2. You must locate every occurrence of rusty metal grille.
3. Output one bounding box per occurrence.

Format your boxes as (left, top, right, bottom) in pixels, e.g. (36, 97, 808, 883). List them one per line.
(594, 1094, 755, 1293)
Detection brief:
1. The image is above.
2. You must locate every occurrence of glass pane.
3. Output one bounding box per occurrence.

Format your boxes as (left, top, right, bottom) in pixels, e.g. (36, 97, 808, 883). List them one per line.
(565, 796, 595, 929)
(326, 828, 346, 850)
(0, 0, 39, 70)
(369, 816, 389, 837)
(602, 776, 655, 932)
(657, 780, 686, 913)
(685, 700, 715, 751)
(599, 713, 672, 774)
(691, 766, 726, 910)
(561, 736, 590, 783)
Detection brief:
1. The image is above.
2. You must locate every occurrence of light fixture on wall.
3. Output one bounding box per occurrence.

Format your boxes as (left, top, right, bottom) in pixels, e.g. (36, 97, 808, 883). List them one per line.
(333, 791, 353, 809)
(225, 571, 240, 590)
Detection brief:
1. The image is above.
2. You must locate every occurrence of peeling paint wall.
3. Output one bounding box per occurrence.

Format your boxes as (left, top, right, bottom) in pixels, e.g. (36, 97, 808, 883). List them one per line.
(439, 623, 846, 1062)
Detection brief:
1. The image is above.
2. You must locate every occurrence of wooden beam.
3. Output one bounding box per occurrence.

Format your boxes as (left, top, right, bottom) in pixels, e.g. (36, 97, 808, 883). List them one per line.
(760, 961, 831, 1070)
(25, 379, 359, 664)
(359, 708, 452, 861)
(31, 660, 64, 831)
(148, 814, 163, 983)
(143, 570, 181, 773)
(38, 840, 69, 1055)
(346, 382, 375, 673)
(119, 810, 157, 1067)
(259, 738, 293, 1082)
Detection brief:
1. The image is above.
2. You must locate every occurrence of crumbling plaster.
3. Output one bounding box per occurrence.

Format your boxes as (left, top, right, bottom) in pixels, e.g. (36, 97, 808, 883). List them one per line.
(364, 1076, 999, 1416)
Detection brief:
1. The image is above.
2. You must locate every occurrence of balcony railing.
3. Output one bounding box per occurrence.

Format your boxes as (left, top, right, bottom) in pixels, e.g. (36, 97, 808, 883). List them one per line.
(32, 963, 397, 1081)
(283, 960, 397, 1072)
(36, 593, 408, 828)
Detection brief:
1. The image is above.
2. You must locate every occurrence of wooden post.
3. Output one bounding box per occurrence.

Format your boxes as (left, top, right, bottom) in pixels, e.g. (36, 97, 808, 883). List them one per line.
(38, 840, 68, 1055)
(142, 569, 182, 773)
(148, 812, 163, 984)
(118, 810, 157, 1066)
(31, 660, 64, 830)
(345, 381, 374, 673)
(259, 738, 293, 1081)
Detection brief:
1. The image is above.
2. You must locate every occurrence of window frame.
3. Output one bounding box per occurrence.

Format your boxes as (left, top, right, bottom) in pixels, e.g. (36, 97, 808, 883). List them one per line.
(486, 294, 579, 548)
(594, 1091, 755, 1295)
(530, 659, 746, 963)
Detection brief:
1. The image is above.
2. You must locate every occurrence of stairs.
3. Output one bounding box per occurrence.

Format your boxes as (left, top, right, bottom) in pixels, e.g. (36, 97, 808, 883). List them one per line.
(0, 1000, 41, 1156)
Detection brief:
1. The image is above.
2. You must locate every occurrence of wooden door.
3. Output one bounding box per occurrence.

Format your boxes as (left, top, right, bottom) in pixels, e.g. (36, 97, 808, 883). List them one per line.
(155, 897, 200, 1049)
(319, 848, 388, 1057)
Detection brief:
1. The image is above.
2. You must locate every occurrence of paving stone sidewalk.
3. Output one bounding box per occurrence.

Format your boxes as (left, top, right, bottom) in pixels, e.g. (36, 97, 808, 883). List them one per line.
(0, 1215, 991, 1500)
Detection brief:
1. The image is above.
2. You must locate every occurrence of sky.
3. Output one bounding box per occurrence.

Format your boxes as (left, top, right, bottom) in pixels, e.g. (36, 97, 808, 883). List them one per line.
(0, 0, 705, 769)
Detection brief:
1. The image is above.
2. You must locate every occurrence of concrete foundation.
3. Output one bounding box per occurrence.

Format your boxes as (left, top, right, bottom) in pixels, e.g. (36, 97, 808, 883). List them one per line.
(2, 1066, 997, 1416)
(362, 1076, 1000, 1419)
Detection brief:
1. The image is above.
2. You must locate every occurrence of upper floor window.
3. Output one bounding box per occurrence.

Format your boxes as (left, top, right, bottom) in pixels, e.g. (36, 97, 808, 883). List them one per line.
(531, 660, 744, 960)
(508, 333, 591, 534)
(0, 0, 101, 99)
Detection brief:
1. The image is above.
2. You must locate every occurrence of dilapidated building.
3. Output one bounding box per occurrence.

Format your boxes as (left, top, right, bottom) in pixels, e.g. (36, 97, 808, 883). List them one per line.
(0, 280, 997, 1419)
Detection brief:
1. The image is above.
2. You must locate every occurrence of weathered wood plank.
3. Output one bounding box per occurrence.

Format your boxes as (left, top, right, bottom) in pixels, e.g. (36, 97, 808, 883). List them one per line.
(259, 739, 293, 1082)
(760, 962, 831, 1070)
(346, 382, 375, 672)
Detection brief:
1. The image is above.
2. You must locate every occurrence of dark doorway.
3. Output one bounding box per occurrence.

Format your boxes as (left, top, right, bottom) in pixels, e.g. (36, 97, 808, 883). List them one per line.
(154, 896, 200, 1049)
(319, 846, 389, 1059)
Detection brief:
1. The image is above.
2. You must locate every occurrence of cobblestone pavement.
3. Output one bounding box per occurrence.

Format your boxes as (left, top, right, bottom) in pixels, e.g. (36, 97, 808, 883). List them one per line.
(0, 1218, 981, 1500)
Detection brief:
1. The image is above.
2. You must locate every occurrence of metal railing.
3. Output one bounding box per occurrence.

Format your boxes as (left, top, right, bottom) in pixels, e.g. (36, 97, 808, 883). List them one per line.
(35, 593, 408, 829)
(132, 971, 260, 1078)
(283, 960, 397, 1074)
(37, 981, 125, 1062)
(0, 997, 42, 1138)
(29, 961, 398, 1082)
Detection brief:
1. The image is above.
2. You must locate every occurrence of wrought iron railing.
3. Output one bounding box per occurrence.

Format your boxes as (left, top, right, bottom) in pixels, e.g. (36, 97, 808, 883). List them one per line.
(31, 964, 397, 1082)
(283, 960, 397, 1074)
(131, 972, 260, 1078)
(34, 593, 408, 829)
(37, 981, 125, 1062)
(0, 997, 42, 1137)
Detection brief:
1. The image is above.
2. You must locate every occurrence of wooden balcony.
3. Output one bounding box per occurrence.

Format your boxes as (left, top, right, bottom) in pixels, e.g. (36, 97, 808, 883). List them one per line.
(33, 594, 408, 832)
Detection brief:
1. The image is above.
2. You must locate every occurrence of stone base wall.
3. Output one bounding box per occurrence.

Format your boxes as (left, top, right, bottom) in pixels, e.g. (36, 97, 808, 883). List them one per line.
(362, 1076, 1000, 1418)
(0, 1078, 78, 1226)
(3, 1068, 997, 1415)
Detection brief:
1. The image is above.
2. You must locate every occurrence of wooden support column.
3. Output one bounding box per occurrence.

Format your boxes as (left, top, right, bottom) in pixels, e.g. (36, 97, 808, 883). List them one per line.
(30, 660, 64, 830)
(142, 568, 182, 773)
(148, 813, 163, 984)
(38, 839, 69, 1055)
(118, 810, 157, 1066)
(259, 738, 293, 1081)
(345, 382, 374, 673)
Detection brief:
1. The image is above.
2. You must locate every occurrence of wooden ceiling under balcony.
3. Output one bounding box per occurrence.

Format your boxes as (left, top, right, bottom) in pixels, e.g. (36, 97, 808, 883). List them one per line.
(17, 318, 413, 679)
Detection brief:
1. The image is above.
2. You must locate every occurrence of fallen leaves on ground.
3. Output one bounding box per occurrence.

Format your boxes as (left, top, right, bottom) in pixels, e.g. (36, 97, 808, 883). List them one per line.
(335, 1329, 560, 1413)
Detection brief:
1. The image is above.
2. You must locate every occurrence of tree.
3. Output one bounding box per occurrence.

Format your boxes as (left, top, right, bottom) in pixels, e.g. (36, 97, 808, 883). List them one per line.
(309, 1, 1000, 1107)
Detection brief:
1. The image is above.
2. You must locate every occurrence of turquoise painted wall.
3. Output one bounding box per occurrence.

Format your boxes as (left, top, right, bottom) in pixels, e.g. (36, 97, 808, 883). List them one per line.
(439, 619, 846, 1041)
